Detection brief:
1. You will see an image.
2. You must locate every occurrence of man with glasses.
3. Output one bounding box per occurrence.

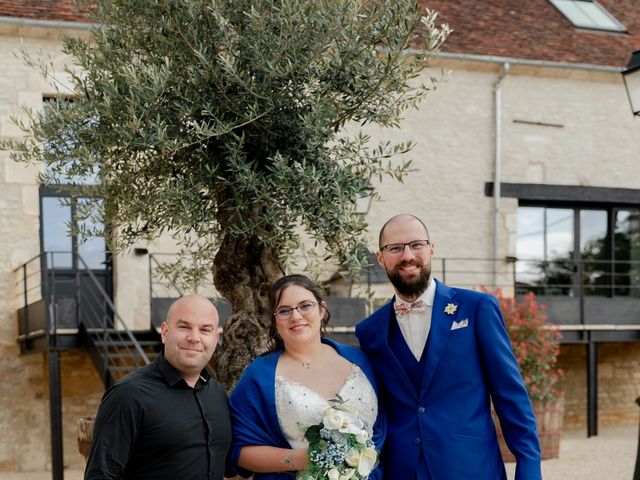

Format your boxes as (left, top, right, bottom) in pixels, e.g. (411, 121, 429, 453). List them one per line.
(356, 214, 541, 480)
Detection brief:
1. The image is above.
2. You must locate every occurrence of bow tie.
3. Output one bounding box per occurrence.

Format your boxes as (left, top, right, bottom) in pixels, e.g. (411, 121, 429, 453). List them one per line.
(394, 300, 426, 316)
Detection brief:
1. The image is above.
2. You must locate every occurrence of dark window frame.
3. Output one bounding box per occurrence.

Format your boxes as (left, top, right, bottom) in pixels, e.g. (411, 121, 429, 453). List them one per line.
(516, 201, 639, 297)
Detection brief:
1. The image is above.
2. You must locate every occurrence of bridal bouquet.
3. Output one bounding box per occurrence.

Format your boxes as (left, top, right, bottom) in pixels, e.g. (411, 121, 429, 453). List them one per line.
(299, 395, 377, 480)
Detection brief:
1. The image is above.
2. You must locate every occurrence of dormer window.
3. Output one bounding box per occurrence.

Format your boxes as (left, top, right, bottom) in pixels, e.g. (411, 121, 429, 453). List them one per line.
(549, 0, 625, 32)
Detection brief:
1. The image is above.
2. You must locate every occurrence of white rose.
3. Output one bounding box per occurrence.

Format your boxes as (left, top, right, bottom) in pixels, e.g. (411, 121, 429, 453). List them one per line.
(326, 468, 340, 480)
(357, 446, 378, 477)
(336, 413, 364, 435)
(355, 429, 370, 444)
(323, 409, 348, 430)
(339, 468, 356, 480)
(345, 448, 361, 468)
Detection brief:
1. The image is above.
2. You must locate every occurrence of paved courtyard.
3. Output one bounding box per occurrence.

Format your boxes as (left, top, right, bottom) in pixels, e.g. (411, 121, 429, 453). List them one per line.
(0, 425, 637, 480)
(505, 425, 638, 480)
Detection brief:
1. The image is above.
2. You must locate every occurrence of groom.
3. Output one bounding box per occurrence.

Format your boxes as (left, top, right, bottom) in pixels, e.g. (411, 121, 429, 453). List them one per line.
(356, 214, 541, 480)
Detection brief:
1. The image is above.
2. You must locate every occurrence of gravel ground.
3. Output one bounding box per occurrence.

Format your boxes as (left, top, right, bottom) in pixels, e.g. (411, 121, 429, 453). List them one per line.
(1, 425, 638, 480)
(506, 425, 638, 480)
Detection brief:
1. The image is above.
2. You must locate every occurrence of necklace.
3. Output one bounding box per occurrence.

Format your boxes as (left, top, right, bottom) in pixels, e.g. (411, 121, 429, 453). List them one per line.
(301, 361, 311, 370)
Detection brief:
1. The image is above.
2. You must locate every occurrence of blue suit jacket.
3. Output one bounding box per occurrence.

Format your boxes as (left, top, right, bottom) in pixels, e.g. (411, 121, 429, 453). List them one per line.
(228, 337, 386, 480)
(356, 280, 541, 480)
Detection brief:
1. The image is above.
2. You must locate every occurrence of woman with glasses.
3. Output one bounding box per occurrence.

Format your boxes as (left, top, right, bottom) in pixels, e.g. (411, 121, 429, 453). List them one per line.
(228, 274, 385, 479)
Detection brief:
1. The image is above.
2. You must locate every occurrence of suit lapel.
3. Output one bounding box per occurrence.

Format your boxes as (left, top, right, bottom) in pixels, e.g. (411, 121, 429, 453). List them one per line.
(421, 280, 458, 397)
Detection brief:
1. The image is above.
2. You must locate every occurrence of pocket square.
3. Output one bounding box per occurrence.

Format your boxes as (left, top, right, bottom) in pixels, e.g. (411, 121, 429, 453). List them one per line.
(450, 319, 469, 331)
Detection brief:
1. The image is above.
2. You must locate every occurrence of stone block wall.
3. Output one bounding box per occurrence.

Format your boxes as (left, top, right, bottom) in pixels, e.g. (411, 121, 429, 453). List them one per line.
(57, 350, 104, 470)
(0, 349, 103, 473)
(556, 342, 640, 430)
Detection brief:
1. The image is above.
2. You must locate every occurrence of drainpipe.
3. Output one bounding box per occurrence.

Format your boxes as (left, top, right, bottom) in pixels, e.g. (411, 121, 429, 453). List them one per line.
(492, 62, 509, 289)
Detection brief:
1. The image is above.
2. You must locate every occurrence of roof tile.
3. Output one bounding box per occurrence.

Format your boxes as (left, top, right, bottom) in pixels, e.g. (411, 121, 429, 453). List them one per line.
(0, 1, 637, 67)
(420, 0, 640, 67)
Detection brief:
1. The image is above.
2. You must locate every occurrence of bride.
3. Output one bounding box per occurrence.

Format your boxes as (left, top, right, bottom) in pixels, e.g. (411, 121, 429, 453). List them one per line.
(228, 274, 385, 479)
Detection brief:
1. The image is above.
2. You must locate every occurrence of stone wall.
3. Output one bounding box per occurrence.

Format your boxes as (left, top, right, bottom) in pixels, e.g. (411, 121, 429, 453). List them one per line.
(0, 25, 65, 473)
(57, 350, 104, 470)
(0, 349, 103, 473)
(0, 22, 104, 473)
(557, 342, 640, 429)
(0, 352, 47, 471)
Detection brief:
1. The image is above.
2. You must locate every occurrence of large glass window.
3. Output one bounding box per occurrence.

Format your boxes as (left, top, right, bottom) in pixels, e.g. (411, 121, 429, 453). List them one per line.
(516, 207, 574, 295)
(614, 210, 640, 297)
(517, 205, 640, 297)
(42, 197, 73, 268)
(41, 194, 107, 270)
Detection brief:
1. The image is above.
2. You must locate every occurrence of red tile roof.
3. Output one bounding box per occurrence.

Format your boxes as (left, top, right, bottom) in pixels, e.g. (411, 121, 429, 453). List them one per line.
(0, 0, 89, 23)
(0, 1, 637, 67)
(421, 0, 640, 68)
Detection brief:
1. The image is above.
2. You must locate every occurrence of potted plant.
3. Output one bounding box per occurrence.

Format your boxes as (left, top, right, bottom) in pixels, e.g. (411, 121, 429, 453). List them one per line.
(489, 289, 564, 461)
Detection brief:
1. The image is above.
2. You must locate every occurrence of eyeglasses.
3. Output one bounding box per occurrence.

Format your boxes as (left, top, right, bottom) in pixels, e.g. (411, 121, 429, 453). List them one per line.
(274, 301, 318, 320)
(380, 239, 430, 256)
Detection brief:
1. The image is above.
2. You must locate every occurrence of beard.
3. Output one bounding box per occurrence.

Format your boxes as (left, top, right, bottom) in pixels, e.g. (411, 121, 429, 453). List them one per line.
(386, 260, 431, 299)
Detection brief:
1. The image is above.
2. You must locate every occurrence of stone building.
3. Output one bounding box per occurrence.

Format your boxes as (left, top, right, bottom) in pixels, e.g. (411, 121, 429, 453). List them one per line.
(0, 0, 639, 476)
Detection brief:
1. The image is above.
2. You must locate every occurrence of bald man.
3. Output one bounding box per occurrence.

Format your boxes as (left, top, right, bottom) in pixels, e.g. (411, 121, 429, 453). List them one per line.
(86, 294, 232, 480)
(356, 215, 541, 480)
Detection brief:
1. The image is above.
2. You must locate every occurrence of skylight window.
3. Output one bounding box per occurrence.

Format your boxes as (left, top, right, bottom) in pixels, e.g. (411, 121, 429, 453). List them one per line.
(549, 0, 625, 32)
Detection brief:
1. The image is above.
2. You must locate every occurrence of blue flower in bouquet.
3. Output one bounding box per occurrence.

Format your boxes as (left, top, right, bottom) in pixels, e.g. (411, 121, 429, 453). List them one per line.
(299, 395, 377, 480)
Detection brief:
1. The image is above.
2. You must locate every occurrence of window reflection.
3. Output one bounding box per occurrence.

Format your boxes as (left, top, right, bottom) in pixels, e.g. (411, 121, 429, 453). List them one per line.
(41, 196, 106, 271)
(517, 206, 640, 297)
(544, 209, 574, 295)
(42, 197, 73, 268)
(615, 210, 640, 297)
(580, 210, 608, 295)
(77, 198, 106, 270)
(516, 207, 545, 288)
(517, 207, 574, 295)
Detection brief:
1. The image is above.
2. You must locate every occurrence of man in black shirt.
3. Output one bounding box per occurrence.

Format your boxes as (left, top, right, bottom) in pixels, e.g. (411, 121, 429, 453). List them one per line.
(85, 294, 232, 480)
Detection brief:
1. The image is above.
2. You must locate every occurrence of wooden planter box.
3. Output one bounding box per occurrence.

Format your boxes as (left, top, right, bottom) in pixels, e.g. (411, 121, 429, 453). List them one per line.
(77, 416, 96, 461)
(493, 397, 564, 461)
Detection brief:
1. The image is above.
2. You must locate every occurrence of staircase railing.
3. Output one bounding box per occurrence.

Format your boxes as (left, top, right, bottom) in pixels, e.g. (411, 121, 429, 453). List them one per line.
(75, 253, 152, 387)
(15, 251, 153, 387)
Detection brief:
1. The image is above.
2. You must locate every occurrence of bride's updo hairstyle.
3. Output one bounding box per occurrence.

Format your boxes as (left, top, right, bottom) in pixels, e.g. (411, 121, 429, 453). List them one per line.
(267, 274, 331, 352)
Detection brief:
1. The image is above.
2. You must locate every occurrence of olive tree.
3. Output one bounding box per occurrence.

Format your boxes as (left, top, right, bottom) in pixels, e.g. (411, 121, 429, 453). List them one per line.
(6, 0, 448, 388)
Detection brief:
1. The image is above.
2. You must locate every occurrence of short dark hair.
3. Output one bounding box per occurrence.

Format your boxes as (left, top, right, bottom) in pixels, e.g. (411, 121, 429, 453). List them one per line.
(378, 214, 430, 248)
(266, 274, 331, 352)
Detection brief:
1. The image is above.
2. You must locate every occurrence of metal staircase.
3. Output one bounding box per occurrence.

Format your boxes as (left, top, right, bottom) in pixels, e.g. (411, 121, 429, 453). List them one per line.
(15, 251, 162, 480)
(16, 251, 161, 386)
(73, 257, 160, 387)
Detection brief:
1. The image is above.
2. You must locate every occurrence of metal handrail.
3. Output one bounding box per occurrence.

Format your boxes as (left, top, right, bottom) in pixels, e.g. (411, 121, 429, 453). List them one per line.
(15, 251, 151, 377)
(74, 253, 150, 366)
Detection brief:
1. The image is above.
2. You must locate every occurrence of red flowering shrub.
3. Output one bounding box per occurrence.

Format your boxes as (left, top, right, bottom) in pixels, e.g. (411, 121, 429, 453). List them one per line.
(490, 289, 564, 403)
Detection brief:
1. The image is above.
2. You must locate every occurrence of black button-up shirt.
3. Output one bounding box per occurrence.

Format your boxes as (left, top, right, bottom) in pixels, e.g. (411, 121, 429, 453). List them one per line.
(85, 353, 231, 480)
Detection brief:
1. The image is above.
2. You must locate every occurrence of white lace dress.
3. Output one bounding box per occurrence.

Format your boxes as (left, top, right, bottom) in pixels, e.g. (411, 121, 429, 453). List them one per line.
(275, 364, 378, 449)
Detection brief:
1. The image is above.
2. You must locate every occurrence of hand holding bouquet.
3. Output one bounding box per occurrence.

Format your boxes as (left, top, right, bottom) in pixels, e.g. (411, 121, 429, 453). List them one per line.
(299, 395, 377, 480)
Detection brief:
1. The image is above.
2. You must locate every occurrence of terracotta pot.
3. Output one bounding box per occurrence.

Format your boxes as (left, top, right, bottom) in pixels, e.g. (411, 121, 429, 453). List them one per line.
(77, 416, 96, 461)
(493, 396, 564, 462)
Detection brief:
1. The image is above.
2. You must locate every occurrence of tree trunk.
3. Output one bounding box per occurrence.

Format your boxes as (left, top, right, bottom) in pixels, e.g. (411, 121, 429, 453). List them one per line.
(212, 233, 283, 390)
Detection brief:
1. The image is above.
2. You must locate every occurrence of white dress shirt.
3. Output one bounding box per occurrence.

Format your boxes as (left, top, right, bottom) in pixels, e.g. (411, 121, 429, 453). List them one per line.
(395, 279, 436, 361)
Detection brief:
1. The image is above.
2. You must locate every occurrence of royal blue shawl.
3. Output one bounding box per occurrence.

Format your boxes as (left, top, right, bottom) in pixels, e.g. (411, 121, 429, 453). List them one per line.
(229, 337, 386, 479)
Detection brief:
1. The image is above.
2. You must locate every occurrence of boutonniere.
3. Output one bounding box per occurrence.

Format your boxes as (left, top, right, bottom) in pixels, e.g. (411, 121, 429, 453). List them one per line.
(444, 303, 458, 315)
